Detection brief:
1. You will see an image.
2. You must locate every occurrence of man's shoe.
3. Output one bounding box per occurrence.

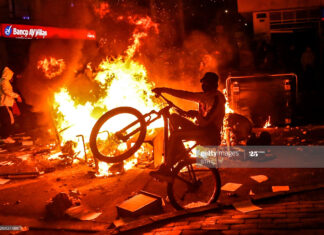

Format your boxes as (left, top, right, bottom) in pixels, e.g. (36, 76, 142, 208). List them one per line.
(3, 137, 15, 144)
(149, 167, 173, 183)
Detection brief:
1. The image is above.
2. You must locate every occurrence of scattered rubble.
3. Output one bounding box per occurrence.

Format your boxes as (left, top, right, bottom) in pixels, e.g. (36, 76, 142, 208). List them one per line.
(0, 161, 14, 166)
(45, 192, 73, 219)
(109, 162, 125, 175)
(116, 191, 163, 218)
(45, 189, 86, 220)
(272, 185, 290, 192)
(233, 199, 262, 213)
(221, 182, 242, 192)
(0, 178, 10, 185)
(66, 205, 102, 221)
(250, 175, 268, 183)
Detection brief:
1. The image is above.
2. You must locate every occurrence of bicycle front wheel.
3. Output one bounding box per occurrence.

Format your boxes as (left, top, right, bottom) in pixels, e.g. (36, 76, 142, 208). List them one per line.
(167, 158, 221, 210)
(90, 107, 147, 163)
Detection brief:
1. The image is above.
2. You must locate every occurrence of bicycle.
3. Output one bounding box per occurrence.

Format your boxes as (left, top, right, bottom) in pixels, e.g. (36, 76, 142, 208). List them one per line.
(89, 93, 221, 210)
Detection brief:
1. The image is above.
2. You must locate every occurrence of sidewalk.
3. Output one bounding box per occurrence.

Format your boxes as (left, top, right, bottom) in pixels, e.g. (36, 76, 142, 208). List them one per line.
(128, 199, 324, 234)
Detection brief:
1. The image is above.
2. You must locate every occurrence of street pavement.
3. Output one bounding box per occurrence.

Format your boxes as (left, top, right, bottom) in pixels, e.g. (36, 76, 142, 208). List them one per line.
(129, 196, 324, 234)
(0, 125, 324, 234)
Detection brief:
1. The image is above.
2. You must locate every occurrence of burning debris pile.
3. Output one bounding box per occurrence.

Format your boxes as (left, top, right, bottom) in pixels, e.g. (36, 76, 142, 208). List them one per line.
(16, 2, 295, 178)
(42, 12, 163, 176)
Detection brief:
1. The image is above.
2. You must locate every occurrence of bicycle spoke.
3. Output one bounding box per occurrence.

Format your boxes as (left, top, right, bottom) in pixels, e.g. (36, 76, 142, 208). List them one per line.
(90, 107, 147, 163)
(168, 161, 220, 210)
(174, 172, 195, 186)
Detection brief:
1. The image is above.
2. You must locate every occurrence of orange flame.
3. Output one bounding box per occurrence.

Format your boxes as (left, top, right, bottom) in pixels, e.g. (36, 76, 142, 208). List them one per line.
(93, 2, 110, 19)
(37, 57, 66, 79)
(222, 88, 234, 146)
(52, 16, 161, 176)
(263, 116, 271, 128)
(223, 88, 234, 114)
(126, 16, 159, 58)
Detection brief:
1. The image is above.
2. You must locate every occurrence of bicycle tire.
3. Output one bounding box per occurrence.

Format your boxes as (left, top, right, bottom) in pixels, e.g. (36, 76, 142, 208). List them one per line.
(90, 107, 147, 163)
(167, 158, 221, 210)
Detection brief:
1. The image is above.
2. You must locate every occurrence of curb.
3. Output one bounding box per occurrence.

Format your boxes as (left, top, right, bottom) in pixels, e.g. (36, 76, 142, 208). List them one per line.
(113, 183, 324, 234)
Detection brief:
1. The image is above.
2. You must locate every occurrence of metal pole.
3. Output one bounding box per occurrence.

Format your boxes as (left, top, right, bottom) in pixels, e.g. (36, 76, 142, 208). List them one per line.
(76, 134, 87, 163)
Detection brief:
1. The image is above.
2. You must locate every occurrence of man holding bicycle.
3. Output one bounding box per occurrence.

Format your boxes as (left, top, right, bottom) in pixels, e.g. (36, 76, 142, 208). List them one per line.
(151, 72, 225, 180)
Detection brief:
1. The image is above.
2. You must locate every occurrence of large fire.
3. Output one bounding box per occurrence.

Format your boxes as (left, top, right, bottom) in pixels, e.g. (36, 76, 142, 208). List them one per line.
(50, 15, 162, 176)
(37, 57, 66, 79)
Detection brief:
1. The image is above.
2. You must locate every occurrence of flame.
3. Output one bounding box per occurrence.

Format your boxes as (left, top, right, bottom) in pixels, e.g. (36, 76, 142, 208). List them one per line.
(93, 2, 110, 19)
(222, 89, 234, 146)
(223, 88, 234, 114)
(53, 58, 163, 175)
(263, 116, 271, 128)
(184, 141, 197, 158)
(52, 16, 161, 176)
(126, 16, 159, 58)
(47, 152, 62, 160)
(96, 142, 151, 177)
(37, 57, 66, 79)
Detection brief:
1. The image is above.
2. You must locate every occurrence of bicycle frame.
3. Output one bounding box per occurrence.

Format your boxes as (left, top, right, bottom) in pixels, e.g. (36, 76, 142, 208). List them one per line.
(115, 94, 186, 164)
(90, 93, 221, 209)
(114, 94, 204, 186)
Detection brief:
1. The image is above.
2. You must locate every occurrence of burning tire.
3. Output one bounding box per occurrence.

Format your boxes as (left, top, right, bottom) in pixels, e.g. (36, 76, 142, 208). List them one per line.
(90, 107, 147, 163)
(167, 158, 221, 210)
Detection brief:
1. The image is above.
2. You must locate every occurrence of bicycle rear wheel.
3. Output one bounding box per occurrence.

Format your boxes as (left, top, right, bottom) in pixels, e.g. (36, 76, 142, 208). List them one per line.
(167, 158, 221, 210)
(90, 107, 147, 163)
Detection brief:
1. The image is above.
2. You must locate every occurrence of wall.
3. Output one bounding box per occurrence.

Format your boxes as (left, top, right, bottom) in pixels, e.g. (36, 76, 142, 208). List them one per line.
(238, 0, 324, 13)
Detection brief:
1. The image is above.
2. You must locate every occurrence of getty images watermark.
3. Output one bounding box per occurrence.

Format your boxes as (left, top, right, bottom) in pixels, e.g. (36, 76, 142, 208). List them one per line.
(195, 146, 324, 168)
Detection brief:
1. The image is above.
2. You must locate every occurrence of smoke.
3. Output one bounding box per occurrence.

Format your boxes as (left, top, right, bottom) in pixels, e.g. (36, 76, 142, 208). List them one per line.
(17, 0, 93, 127)
(138, 30, 235, 109)
(17, 0, 237, 128)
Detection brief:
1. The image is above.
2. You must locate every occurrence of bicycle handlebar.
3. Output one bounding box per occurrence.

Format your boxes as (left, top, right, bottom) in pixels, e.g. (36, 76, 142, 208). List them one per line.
(155, 93, 186, 114)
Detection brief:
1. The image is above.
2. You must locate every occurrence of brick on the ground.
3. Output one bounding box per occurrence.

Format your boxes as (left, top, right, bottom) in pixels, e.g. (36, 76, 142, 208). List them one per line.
(170, 224, 201, 230)
(181, 229, 208, 235)
(201, 224, 229, 230)
(230, 223, 259, 230)
(154, 230, 182, 235)
(260, 213, 287, 218)
(221, 230, 240, 235)
(273, 218, 300, 223)
(244, 218, 273, 224)
(217, 219, 245, 224)
(231, 213, 259, 219)
(126, 200, 324, 234)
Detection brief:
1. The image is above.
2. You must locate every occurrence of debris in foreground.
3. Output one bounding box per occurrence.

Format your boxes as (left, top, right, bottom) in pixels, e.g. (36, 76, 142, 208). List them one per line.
(233, 200, 262, 213)
(0, 178, 10, 185)
(272, 185, 290, 192)
(250, 175, 268, 183)
(66, 205, 102, 221)
(221, 182, 242, 192)
(45, 192, 73, 219)
(116, 191, 163, 218)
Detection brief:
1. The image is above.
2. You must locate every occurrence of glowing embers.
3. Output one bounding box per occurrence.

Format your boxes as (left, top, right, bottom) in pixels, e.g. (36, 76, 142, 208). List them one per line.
(96, 143, 153, 177)
(93, 2, 110, 19)
(37, 57, 66, 79)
